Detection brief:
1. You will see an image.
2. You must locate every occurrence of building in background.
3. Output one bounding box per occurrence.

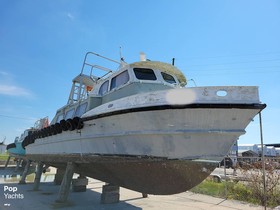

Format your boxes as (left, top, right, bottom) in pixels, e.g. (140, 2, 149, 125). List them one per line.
(265, 143, 280, 157)
(238, 144, 259, 156)
(266, 146, 276, 157)
(257, 145, 268, 156)
(275, 148, 280, 156)
(0, 142, 6, 154)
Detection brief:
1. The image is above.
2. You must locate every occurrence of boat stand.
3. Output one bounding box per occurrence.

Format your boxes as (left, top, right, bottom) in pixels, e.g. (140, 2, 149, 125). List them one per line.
(33, 162, 44, 191)
(19, 160, 31, 184)
(53, 162, 144, 204)
(54, 168, 65, 185)
(56, 162, 75, 203)
(4, 156, 11, 168)
(15, 159, 21, 171)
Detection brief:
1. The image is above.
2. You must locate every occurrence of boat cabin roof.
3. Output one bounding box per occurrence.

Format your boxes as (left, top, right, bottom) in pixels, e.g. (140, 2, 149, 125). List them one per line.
(91, 61, 186, 96)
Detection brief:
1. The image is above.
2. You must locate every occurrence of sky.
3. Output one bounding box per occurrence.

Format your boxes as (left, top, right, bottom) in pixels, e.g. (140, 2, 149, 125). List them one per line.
(0, 0, 279, 145)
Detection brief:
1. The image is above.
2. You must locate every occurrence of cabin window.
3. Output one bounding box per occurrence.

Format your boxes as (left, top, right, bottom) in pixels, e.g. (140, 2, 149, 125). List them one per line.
(65, 108, 75, 120)
(110, 70, 129, 90)
(74, 102, 88, 117)
(56, 114, 64, 123)
(133, 68, 156, 80)
(99, 80, 109, 95)
(161, 72, 176, 84)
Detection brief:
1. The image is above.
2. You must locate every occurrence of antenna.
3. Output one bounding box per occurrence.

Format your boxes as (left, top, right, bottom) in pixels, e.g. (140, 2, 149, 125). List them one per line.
(119, 46, 127, 68)
(119, 46, 123, 60)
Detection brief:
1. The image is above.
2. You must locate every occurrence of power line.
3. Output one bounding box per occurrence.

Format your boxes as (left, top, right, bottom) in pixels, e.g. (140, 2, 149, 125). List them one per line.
(185, 58, 280, 68)
(0, 114, 35, 120)
(187, 70, 280, 77)
(184, 65, 280, 73)
(178, 51, 280, 61)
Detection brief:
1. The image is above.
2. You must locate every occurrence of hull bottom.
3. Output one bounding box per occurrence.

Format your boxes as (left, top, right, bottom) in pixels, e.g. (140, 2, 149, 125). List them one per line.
(26, 154, 217, 195)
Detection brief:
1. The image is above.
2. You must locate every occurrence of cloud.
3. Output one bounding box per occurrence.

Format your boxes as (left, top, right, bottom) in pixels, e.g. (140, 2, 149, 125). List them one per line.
(0, 70, 33, 97)
(0, 71, 9, 76)
(66, 12, 75, 20)
(0, 84, 32, 97)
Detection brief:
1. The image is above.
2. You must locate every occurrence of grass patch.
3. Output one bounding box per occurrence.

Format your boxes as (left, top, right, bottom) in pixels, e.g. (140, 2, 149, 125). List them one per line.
(190, 180, 252, 201)
(190, 180, 280, 208)
(190, 180, 228, 198)
(0, 153, 9, 160)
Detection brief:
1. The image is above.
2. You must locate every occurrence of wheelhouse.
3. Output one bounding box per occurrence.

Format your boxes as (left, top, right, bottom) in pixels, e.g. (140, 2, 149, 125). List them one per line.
(95, 67, 180, 97)
(51, 52, 184, 125)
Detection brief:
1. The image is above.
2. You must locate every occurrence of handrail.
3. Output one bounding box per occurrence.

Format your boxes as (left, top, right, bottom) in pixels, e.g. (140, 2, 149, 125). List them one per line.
(86, 52, 121, 64)
(80, 52, 121, 77)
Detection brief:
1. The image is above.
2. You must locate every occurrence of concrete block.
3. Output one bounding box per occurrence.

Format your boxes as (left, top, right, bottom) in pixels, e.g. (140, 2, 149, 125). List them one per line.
(72, 177, 88, 186)
(101, 192, 120, 204)
(72, 185, 87, 192)
(100, 184, 120, 204)
(102, 185, 119, 193)
(72, 177, 88, 192)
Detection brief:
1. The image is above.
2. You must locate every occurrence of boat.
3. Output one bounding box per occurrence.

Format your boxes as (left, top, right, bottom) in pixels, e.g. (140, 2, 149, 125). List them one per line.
(6, 117, 49, 157)
(20, 52, 265, 195)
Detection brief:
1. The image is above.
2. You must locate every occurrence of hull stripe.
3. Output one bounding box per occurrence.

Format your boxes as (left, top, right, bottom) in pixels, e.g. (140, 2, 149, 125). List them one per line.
(82, 103, 266, 122)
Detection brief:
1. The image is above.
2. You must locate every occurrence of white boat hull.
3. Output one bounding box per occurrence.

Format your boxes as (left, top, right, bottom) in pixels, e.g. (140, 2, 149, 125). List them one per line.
(27, 107, 258, 161)
(25, 87, 265, 194)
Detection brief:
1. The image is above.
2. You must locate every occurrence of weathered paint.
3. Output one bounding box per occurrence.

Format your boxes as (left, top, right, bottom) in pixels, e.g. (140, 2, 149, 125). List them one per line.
(26, 154, 217, 195)
(27, 107, 261, 161)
